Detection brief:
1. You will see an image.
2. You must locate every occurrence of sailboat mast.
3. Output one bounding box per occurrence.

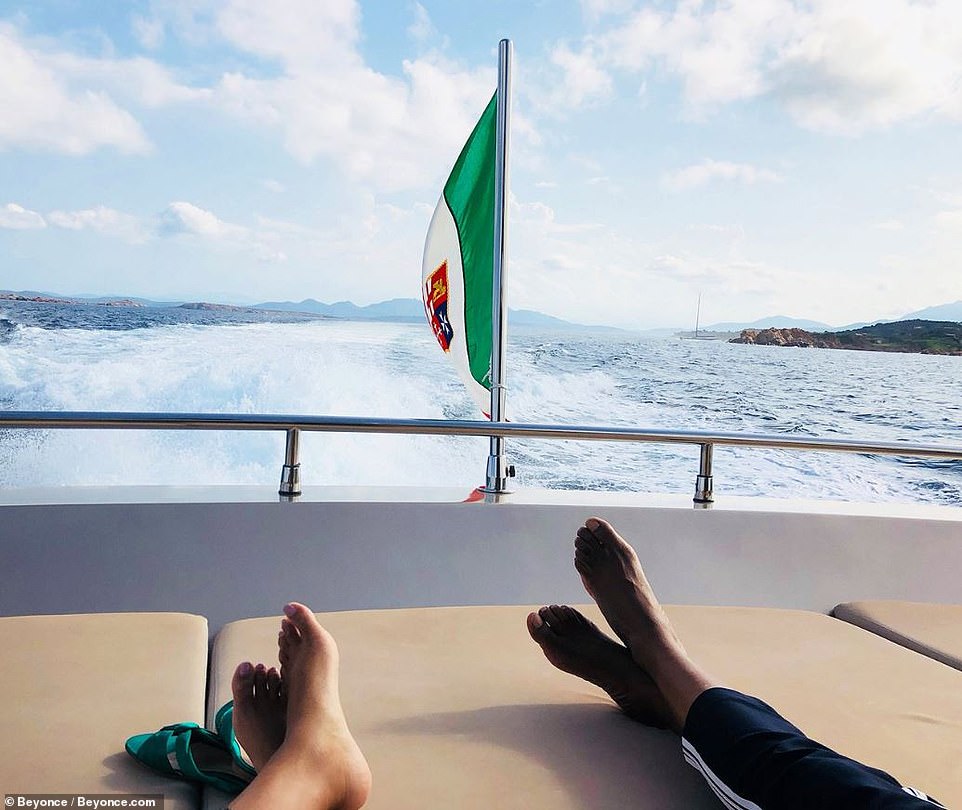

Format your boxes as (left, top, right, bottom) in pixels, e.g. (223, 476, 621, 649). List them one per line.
(483, 38, 513, 494)
(695, 293, 702, 337)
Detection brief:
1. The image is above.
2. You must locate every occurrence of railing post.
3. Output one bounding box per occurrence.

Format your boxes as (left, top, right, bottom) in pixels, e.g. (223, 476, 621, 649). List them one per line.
(279, 428, 301, 499)
(694, 442, 714, 506)
(482, 39, 514, 496)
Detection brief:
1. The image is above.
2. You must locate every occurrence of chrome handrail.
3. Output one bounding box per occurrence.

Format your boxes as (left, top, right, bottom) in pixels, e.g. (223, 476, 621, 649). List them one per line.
(1, 411, 960, 503)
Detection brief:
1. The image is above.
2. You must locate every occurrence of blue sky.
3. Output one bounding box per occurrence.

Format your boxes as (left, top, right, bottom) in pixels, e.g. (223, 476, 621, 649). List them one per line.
(1, 0, 961, 329)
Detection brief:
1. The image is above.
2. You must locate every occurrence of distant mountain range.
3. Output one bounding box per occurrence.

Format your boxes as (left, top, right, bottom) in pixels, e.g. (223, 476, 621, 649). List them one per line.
(702, 315, 834, 332)
(702, 301, 962, 333)
(0, 290, 613, 332)
(4, 289, 961, 333)
(901, 300, 962, 322)
(252, 297, 619, 331)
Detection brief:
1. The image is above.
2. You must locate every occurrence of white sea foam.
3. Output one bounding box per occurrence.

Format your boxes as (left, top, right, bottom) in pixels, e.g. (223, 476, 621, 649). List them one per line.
(0, 319, 959, 504)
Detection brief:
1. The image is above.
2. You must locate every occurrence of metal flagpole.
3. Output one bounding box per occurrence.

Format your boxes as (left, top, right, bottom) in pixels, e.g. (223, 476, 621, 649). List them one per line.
(482, 38, 514, 494)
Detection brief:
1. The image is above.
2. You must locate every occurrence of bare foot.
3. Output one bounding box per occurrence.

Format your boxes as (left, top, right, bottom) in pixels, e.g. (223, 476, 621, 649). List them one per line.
(574, 518, 684, 673)
(231, 662, 287, 771)
(276, 602, 372, 810)
(527, 605, 674, 729)
(574, 518, 720, 730)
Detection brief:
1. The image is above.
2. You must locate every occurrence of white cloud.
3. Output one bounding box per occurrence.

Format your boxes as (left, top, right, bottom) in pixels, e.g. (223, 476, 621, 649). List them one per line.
(596, 0, 962, 133)
(934, 210, 962, 230)
(580, 0, 636, 20)
(159, 201, 243, 239)
(157, 201, 286, 262)
(408, 3, 437, 43)
(664, 159, 782, 192)
(0, 24, 150, 155)
(548, 42, 613, 108)
(47, 206, 147, 242)
(212, 53, 494, 193)
(215, 0, 360, 70)
(132, 15, 166, 49)
(873, 219, 904, 231)
(647, 253, 786, 296)
(0, 4, 508, 192)
(262, 179, 286, 193)
(42, 47, 209, 109)
(0, 203, 46, 230)
(602, 1, 781, 107)
(143, 0, 495, 192)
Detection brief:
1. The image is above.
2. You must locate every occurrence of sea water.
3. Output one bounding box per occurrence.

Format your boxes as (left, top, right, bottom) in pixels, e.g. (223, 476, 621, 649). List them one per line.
(1, 301, 960, 505)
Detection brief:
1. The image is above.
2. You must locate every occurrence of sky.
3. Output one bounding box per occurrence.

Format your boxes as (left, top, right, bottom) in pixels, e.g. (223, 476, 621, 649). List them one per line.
(1, 1, 961, 329)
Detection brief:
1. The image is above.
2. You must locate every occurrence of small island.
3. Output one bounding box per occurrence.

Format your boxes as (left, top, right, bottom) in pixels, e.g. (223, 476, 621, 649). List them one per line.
(177, 302, 251, 312)
(730, 319, 962, 356)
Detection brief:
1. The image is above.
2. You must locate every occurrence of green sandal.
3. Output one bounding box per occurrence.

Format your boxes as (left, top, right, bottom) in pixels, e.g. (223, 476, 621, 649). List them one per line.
(125, 722, 252, 794)
(214, 701, 258, 778)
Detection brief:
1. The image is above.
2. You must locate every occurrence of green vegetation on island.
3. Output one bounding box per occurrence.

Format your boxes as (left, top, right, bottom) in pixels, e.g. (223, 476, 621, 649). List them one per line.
(730, 319, 962, 355)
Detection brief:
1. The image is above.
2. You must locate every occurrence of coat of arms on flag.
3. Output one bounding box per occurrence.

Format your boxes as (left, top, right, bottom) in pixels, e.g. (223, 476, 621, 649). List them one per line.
(424, 261, 454, 352)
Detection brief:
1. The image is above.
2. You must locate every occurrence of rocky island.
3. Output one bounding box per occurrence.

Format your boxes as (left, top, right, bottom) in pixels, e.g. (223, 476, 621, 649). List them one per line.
(731, 319, 962, 355)
(177, 302, 251, 312)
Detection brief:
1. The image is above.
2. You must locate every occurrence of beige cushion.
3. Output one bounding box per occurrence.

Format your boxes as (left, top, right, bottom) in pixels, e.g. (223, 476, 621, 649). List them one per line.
(833, 600, 962, 672)
(675, 606, 961, 806)
(0, 613, 208, 810)
(207, 604, 962, 809)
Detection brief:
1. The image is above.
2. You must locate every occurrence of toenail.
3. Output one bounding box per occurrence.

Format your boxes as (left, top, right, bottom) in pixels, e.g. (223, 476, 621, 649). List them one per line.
(586, 518, 600, 529)
(238, 662, 253, 676)
(283, 603, 296, 617)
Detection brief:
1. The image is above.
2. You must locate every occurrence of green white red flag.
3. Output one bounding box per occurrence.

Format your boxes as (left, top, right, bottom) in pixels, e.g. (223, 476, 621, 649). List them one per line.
(421, 93, 497, 415)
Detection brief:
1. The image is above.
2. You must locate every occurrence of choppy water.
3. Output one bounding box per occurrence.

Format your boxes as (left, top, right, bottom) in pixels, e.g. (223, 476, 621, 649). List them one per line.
(1, 301, 960, 505)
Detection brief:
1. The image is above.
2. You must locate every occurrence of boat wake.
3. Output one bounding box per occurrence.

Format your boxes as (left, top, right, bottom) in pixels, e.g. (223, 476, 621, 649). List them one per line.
(0, 314, 959, 505)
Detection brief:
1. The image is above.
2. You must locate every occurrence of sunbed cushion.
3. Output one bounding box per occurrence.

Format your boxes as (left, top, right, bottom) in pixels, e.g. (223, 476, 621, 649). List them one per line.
(0, 612, 208, 810)
(833, 600, 962, 671)
(206, 605, 962, 809)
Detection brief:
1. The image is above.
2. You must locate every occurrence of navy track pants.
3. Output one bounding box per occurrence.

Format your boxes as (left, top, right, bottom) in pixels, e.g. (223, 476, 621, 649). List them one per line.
(681, 688, 945, 809)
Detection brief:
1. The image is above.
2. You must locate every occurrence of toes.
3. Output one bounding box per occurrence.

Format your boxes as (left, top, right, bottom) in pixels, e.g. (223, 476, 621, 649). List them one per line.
(283, 602, 321, 639)
(526, 611, 553, 643)
(280, 617, 300, 641)
(278, 619, 298, 661)
(576, 529, 603, 561)
(253, 663, 268, 699)
(586, 516, 618, 543)
(266, 666, 281, 698)
(567, 607, 592, 628)
(543, 605, 582, 635)
(542, 604, 565, 627)
(231, 661, 255, 705)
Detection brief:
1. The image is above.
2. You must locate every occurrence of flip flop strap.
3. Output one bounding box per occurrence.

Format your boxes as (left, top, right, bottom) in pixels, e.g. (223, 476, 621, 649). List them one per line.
(214, 700, 257, 777)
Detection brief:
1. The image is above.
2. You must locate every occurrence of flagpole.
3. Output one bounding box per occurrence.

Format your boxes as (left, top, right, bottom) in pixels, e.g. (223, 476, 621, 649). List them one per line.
(483, 38, 513, 494)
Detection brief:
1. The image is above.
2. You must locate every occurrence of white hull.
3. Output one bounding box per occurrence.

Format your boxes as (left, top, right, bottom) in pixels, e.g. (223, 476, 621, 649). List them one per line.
(3, 486, 959, 630)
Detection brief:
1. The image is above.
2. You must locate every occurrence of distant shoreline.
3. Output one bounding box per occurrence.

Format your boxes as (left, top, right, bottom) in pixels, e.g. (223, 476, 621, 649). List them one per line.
(0, 290, 616, 332)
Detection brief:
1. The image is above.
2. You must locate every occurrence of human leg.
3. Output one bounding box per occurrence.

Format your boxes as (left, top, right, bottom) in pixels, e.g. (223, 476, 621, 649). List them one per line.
(573, 517, 719, 730)
(229, 603, 371, 810)
(574, 517, 943, 809)
(682, 687, 944, 809)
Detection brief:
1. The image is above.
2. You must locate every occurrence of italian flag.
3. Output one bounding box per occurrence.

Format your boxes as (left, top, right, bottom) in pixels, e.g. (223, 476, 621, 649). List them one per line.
(422, 93, 497, 415)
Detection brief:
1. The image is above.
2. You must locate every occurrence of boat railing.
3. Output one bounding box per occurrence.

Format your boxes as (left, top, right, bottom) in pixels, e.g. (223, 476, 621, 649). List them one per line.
(2, 411, 961, 505)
